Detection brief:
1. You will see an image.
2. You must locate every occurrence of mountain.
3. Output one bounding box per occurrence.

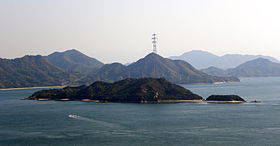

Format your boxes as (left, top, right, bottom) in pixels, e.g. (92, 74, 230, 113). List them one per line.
(227, 58, 280, 77)
(170, 50, 279, 69)
(0, 55, 78, 88)
(125, 53, 238, 83)
(78, 63, 127, 83)
(46, 49, 104, 73)
(27, 78, 203, 102)
(201, 58, 280, 77)
(200, 66, 229, 77)
(170, 50, 220, 69)
(80, 53, 239, 84)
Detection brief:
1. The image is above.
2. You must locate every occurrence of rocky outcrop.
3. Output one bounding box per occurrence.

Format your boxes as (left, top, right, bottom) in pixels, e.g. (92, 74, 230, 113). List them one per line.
(206, 95, 246, 102)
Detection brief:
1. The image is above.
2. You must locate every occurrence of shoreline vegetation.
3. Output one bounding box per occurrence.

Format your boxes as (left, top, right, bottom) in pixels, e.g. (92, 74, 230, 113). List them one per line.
(25, 78, 248, 103)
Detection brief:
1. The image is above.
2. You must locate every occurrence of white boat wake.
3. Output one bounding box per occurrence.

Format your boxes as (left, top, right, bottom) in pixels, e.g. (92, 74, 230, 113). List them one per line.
(68, 114, 120, 128)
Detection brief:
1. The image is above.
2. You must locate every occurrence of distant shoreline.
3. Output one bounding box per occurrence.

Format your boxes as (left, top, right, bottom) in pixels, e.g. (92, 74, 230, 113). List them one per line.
(0, 81, 236, 91)
(0, 86, 65, 91)
(27, 98, 246, 103)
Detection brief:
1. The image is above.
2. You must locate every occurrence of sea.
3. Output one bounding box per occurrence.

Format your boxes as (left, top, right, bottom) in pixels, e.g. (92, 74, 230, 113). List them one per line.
(1, 77, 280, 146)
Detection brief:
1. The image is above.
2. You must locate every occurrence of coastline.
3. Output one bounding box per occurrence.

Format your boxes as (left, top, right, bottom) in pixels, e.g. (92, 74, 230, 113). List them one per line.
(213, 82, 226, 84)
(0, 86, 65, 91)
(1, 80, 239, 91)
(156, 100, 204, 103)
(205, 100, 245, 103)
(185, 80, 239, 86)
(28, 98, 246, 103)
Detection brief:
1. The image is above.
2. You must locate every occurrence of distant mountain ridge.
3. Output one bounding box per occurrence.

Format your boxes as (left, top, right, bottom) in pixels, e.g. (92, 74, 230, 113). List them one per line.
(0, 50, 239, 89)
(0, 55, 78, 88)
(46, 49, 104, 73)
(80, 53, 239, 85)
(201, 58, 280, 77)
(228, 58, 280, 77)
(170, 50, 279, 69)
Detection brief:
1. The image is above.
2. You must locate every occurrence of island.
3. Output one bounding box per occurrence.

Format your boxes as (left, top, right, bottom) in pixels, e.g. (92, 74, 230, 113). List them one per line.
(26, 78, 203, 103)
(206, 95, 246, 103)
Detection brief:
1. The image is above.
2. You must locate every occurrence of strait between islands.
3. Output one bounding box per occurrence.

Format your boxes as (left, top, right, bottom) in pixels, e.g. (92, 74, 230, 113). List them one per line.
(26, 78, 246, 103)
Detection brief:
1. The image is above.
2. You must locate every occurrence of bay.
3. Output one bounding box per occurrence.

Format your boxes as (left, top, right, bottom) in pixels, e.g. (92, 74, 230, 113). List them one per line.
(1, 77, 280, 146)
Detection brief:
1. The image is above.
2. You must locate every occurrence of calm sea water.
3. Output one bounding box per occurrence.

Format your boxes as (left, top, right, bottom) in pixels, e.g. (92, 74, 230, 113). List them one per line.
(1, 77, 280, 146)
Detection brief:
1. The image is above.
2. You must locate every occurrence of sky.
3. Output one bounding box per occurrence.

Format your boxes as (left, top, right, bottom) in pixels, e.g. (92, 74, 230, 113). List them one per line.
(1, 0, 280, 64)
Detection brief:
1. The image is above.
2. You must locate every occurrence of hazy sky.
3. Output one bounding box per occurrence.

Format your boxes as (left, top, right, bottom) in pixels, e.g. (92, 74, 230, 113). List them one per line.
(1, 0, 280, 63)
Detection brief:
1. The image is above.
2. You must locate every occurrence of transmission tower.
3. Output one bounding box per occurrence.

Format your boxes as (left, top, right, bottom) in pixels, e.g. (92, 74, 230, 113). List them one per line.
(152, 33, 158, 54)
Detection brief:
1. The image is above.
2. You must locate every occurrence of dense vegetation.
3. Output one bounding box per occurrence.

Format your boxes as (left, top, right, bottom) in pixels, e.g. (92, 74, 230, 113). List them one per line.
(28, 78, 203, 102)
(46, 49, 104, 73)
(80, 53, 239, 84)
(0, 50, 239, 89)
(0, 55, 78, 88)
(206, 95, 246, 102)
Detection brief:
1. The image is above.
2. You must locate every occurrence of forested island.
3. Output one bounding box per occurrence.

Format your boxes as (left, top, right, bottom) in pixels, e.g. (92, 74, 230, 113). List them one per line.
(26, 78, 246, 103)
(206, 95, 246, 103)
(27, 78, 203, 103)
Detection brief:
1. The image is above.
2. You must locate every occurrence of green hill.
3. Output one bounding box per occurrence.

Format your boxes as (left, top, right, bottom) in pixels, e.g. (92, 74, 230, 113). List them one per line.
(80, 53, 239, 84)
(78, 63, 127, 83)
(0, 55, 78, 88)
(27, 78, 203, 102)
(227, 58, 280, 77)
(201, 58, 280, 77)
(46, 49, 104, 73)
(201, 66, 230, 77)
